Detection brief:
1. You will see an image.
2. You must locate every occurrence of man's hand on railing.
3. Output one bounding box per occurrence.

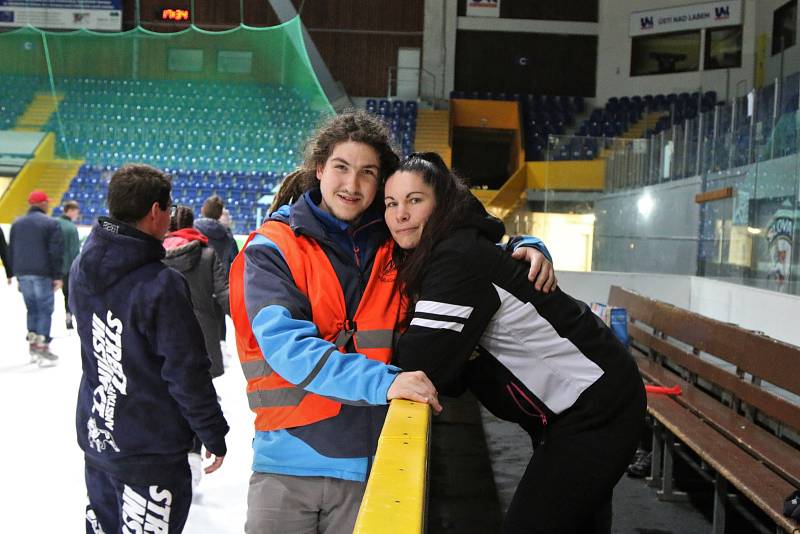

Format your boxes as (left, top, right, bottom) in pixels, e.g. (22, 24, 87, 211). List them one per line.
(387, 371, 443, 415)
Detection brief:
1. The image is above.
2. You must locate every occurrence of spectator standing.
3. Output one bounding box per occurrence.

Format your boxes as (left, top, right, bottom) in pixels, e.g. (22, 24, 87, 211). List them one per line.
(70, 164, 228, 533)
(163, 205, 231, 491)
(194, 195, 238, 274)
(0, 225, 11, 283)
(163, 205, 230, 378)
(194, 194, 238, 357)
(55, 200, 81, 329)
(219, 207, 233, 231)
(8, 190, 64, 365)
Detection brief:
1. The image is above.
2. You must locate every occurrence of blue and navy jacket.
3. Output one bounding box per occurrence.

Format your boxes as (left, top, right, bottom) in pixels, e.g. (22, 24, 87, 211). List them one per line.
(239, 191, 550, 481)
(240, 190, 401, 482)
(70, 217, 229, 485)
(8, 206, 64, 279)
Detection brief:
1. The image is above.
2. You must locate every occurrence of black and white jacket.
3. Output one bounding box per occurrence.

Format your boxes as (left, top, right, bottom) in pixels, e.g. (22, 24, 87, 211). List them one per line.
(395, 214, 642, 439)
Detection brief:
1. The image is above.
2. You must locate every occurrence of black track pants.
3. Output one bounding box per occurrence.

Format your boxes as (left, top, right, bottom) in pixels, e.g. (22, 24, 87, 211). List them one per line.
(503, 372, 646, 534)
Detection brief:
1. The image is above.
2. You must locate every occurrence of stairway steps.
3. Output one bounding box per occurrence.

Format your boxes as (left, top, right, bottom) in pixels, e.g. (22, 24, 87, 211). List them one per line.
(15, 93, 64, 129)
(414, 110, 452, 166)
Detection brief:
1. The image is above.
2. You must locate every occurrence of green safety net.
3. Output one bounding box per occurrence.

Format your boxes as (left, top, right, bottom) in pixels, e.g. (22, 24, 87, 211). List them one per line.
(0, 17, 333, 232)
(0, 17, 333, 172)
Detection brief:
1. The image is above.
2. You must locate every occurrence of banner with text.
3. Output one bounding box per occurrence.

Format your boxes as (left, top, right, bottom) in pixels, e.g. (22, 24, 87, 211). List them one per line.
(630, 0, 741, 36)
(0, 0, 122, 30)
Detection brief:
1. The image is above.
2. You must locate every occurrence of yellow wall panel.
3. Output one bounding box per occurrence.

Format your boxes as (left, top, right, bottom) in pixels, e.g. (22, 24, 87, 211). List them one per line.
(526, 160, 605, 190)
(451, 99, 520, 129)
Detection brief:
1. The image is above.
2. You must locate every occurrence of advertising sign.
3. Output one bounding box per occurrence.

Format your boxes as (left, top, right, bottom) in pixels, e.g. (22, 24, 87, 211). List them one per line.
(630, 0, 741, 36)
(0, 0, 122, 31)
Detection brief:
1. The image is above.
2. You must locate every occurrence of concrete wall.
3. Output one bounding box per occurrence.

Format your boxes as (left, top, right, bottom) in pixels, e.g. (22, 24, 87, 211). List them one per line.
(558, 270, 800, 347)
(421, 0, 798, 105)
(595, 0, 759, 103)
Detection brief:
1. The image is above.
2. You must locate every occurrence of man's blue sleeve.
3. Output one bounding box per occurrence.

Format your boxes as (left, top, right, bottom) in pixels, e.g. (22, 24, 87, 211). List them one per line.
(244, 235, 399, 406)
(506, 235, 552, 263)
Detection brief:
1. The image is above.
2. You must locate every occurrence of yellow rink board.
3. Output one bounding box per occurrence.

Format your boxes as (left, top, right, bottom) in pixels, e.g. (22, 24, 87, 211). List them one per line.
(353, 399, 431, 534)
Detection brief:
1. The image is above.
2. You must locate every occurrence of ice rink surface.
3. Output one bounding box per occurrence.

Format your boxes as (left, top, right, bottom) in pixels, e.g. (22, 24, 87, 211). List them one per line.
(0, 280, 253, 533)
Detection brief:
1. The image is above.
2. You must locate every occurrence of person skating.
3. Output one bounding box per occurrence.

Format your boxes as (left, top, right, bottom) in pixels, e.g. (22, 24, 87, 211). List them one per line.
(55, 199, 81, 330)
(194, 194, 239, 363)
(163, 204, 231, 493)
(70, 164, 228, 533)
(8, 190, 64, 365)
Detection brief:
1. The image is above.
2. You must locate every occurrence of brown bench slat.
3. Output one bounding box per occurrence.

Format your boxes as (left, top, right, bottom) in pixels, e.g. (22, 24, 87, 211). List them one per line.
(609, 286, 800, 396)
(630, 324, 800, 432)
(646, 394, 799, 533)
(634, 352, 800, 488)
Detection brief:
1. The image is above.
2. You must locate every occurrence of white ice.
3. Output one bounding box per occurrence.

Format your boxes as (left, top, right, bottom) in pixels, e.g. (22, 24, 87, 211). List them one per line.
(0, 280, 253, 533)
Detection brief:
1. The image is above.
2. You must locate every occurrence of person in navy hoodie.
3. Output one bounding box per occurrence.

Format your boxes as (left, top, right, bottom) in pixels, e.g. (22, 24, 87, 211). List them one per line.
(70, 163, 229, 534)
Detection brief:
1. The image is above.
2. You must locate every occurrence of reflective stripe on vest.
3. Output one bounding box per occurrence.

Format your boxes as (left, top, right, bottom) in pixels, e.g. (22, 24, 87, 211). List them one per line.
(229, 220, 406, 431)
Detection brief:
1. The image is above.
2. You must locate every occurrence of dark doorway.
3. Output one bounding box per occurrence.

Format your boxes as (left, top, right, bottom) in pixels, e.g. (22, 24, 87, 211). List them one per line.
(451, 127, 515, 189)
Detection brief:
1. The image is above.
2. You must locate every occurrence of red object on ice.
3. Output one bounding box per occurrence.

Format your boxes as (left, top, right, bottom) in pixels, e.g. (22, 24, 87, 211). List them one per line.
(645, 384, 682, 396)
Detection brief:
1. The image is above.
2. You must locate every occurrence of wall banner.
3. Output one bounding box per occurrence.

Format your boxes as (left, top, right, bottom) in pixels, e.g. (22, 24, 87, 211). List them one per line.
(0, 0, 123, 31)
(630, 0, 741, 37)
(466, 0, 500, 18)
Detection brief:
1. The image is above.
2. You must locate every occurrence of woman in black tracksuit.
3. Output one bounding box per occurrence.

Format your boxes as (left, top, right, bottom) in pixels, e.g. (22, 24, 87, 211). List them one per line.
(384, 153, 646, 534)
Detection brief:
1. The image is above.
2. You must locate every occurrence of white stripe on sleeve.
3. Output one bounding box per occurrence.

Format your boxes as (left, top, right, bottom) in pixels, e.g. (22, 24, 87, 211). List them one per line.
(415, 300, 474, 319)
(409, 317, 465, 333)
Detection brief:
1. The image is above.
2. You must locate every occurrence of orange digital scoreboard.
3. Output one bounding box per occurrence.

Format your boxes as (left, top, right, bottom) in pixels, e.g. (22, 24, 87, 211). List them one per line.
(161, 9, 190, 22)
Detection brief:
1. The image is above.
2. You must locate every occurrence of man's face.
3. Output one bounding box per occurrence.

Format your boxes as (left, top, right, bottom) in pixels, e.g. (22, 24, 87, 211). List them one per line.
(154, 200, 173, 241)
(316, 141, 381, 224)
(65, 208, 80, 222)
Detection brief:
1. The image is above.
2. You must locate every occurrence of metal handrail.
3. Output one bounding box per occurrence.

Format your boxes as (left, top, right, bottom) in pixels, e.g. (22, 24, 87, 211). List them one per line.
(387, 66, 438, 108)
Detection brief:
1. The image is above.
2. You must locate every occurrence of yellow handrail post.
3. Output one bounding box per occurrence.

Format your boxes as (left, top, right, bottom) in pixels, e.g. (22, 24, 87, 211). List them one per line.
(353, 399, 432, 534)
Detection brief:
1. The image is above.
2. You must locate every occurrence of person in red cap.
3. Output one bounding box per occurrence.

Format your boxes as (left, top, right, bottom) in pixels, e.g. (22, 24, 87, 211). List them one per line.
(8, 189, 64, 365)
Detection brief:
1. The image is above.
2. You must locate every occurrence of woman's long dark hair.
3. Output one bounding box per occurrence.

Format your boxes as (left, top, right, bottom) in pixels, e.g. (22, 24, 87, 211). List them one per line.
(269, 110, 399, 215)
(392, 152, 474, 302)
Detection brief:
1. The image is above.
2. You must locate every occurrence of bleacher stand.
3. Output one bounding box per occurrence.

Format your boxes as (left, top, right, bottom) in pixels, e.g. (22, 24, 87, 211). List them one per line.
(35, 78, 334, 234)
(365, 98, 418, 157)
(449, 90, 586, 161)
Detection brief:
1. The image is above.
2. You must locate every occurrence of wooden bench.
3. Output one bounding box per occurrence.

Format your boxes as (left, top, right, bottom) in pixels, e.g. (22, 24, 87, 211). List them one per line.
(608, 286, 800, 534)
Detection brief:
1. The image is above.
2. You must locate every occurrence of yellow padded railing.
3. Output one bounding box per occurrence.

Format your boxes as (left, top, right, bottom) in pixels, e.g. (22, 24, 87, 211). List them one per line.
(353, 399, 431, 534)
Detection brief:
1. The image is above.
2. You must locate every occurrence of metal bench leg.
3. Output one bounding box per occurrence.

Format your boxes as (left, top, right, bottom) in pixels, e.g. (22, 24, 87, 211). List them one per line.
(648, 422, 663, 489)
(711, 474, 727, 534)
(657, 437, 688, 501)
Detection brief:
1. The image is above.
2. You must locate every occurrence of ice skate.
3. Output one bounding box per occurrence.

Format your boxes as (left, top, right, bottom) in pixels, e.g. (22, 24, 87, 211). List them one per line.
(34, 335, 59, 367)
(27, 332, 39, 363)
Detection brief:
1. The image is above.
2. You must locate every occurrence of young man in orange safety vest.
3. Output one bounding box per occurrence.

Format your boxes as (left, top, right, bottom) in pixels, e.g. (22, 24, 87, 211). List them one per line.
(229, 112, 554, 533)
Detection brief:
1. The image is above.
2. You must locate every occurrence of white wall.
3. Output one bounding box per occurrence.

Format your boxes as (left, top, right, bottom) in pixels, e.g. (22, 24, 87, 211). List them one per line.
(557, 271, 693, 309)
(596, 0, 758, 103)
(558, 270, 800, 347)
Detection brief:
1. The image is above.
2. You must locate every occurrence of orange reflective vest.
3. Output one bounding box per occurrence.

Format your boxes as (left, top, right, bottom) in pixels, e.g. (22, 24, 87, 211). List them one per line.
(229, 221, 406, 432)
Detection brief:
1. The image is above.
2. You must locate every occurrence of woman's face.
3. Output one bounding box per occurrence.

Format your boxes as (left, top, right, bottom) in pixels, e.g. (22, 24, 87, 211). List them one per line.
(384, 170, 436, 250)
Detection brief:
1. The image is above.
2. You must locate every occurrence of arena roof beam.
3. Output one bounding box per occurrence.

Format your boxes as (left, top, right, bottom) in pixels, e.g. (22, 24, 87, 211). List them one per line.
(268, 0, 351, 110)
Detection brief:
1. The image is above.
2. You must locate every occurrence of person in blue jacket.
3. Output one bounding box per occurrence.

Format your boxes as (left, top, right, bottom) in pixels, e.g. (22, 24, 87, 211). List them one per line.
(70, 163, 229, 534)
(8, 190, 64, 364)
